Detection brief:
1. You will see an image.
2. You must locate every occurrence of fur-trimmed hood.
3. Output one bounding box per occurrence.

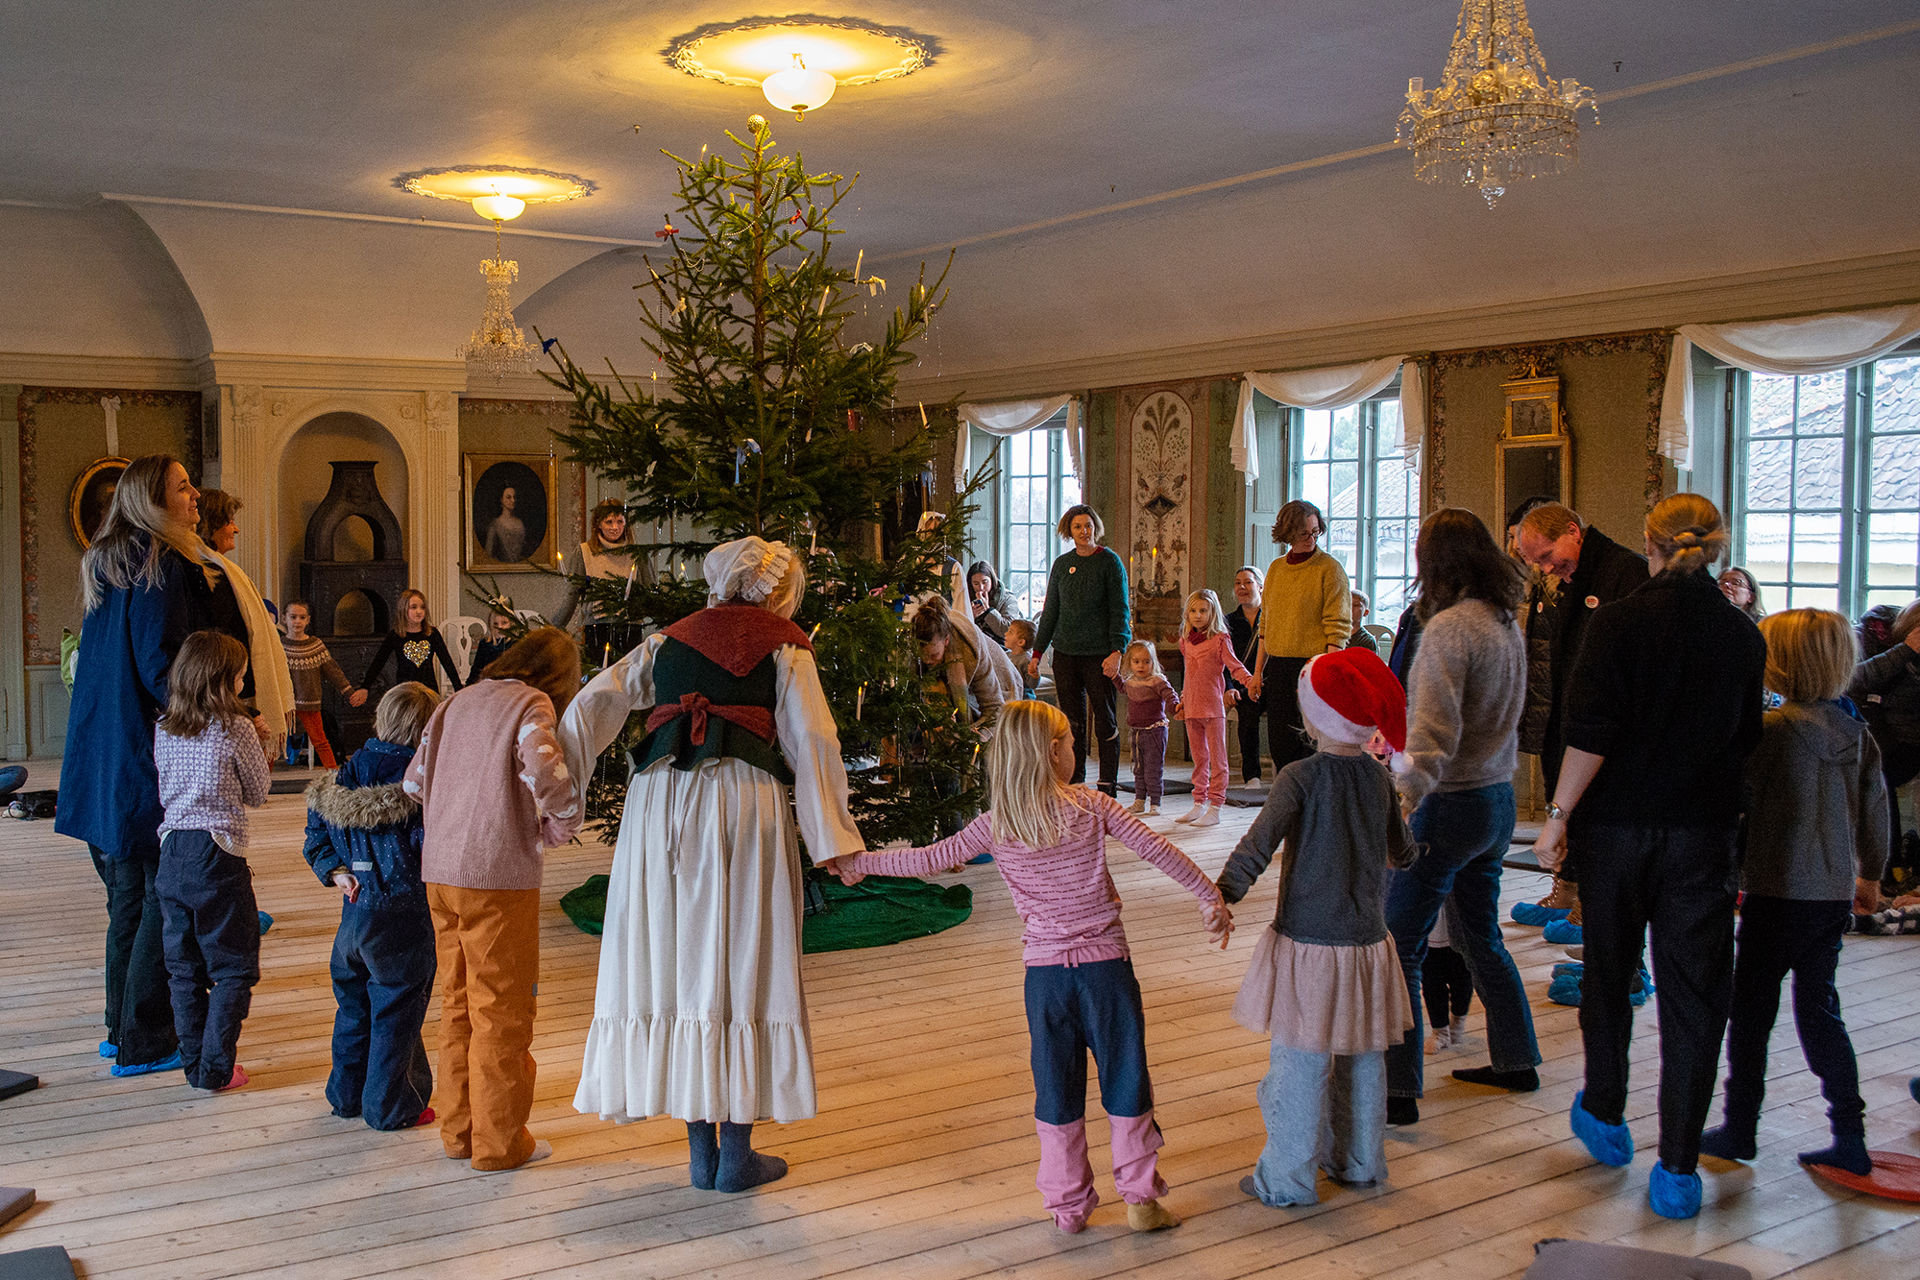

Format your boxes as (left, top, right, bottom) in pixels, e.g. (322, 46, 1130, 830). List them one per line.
(306, 775, 418, 831)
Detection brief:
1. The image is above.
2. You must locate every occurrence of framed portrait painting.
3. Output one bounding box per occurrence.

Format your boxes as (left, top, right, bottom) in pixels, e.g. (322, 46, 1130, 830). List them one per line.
(464, 453, 558, 571)
(70, 456, 130, 549)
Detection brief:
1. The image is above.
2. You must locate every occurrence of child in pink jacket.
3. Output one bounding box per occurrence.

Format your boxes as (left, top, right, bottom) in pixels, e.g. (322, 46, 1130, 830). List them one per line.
(1177, 589, 1255, 827)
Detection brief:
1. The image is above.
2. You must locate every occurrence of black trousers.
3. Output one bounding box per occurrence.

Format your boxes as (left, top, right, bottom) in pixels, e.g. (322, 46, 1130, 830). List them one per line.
(1720, 896, 1864, 1139)
(1880, 738, 1920, 876)
(1052, 652, 1118, 792)
(1575, 822, 1738, 1174)
(1421, 944, 1474, 1028)
(157, 831, 261, 1089)
(1232, 689, 1265, 783)
(90, 838, 178, 1067)
(1260, 656, 1312, 772)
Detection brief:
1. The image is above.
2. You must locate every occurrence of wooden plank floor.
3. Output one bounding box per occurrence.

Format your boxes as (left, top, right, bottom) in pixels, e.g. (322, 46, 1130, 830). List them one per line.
(3, 770, 1918, 1278)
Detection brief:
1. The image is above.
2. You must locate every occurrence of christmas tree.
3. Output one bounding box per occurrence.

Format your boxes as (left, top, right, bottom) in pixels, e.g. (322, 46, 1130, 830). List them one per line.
(544, 115, 985, 847)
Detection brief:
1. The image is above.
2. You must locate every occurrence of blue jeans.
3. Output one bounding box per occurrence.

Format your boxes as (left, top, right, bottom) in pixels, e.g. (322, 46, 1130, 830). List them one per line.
(1025, 958, 1153, 1124)
(1251, 1041, 1387, 1205)
(1384, 784, 1539, 1098)
(156, 831, 260, 1089)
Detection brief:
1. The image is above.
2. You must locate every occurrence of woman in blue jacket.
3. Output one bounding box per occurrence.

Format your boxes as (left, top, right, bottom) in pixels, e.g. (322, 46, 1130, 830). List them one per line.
(57, 454, 251, 1076)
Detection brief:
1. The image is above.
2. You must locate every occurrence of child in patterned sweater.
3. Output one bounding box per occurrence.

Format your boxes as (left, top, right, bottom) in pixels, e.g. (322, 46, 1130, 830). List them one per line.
(831, 700, 1230, 1234)
(153, 631, 272, 1092)
(282, 600, 369, 768)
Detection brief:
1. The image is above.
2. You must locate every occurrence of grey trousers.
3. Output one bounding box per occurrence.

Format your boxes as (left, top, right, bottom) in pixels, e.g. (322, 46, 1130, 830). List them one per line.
(1251, 1040, 1388, 1206)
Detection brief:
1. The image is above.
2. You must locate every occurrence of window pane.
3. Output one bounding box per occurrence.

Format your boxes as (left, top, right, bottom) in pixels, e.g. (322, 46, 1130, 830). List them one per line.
(1787, 584, 1840, 612)
(1330, 462, 1359, 523)
(1743, 511, 1792, 590)
(1791, 436, 1843, 510)
(1795, 371, 1846, 435)
(1331, 406, 1361, 459)
(1301, 463, 1331, 510)
(1866, 511, 1920, 595)
(1743, 439, 1792, 511)
(1327, 518, 1359, 576)
(1871, 433, 1920, 509)
(1301, 410, 1332, 462)
(1748, 374, 1796, 437)
(1788, 513, 1842, 586)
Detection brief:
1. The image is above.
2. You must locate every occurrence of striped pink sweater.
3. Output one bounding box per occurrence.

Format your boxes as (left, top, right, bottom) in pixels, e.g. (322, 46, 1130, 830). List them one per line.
(847, 789, 1221, 966)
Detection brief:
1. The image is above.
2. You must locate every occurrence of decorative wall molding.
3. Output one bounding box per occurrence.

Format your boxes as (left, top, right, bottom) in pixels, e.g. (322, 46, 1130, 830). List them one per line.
(0, 352, 200, 390)
(199, 353, 471, 394)
(1117, 382, 1201, 646)
(896, 249, 1920, 404)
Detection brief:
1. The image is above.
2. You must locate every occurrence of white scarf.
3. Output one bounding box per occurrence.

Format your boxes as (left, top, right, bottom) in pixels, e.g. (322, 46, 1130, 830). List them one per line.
(203, 548, 296, 754)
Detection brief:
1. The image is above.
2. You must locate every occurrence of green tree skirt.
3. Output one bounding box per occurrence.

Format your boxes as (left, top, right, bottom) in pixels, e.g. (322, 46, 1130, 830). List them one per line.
(560, 871, 971, 955)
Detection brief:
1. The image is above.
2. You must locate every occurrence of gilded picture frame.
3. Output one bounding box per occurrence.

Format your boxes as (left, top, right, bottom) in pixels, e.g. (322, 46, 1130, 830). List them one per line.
(70, 455, 131, 549)
(464, 452, 559, 571)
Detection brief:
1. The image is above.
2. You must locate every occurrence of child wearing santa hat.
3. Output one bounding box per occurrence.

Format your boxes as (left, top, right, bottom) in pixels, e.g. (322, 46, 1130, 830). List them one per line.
(1215, 647, 1417, 1207)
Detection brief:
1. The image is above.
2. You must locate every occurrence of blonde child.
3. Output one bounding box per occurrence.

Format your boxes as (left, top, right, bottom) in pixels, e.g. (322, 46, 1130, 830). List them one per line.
(1004, 618, 1039, 697)
(405, 628, 582, 1170)
(154, 630, 272, 1092)
(1216, 648, 1415, 1206)
(1699, 609, 1888, 1176)
(1115, 640, 1179, 815)
(303, 682, 441, 1131)
(1177, 590, 1255, 827)
(282, 599, 369, 768)
(363, 588, 464, 695)
(832, 701, 1229, 1233)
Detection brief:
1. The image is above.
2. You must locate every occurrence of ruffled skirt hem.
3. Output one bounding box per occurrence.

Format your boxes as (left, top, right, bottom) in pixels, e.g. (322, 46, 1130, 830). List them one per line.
(1232, 930, 1413, 1055)
(573, 1013, 817, 1124)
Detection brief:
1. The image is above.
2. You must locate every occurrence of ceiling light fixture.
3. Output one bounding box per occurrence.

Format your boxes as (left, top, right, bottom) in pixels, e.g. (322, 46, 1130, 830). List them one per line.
(664, 15, 937, 119)
(457, 216, 540, 380)
(1397, 0, 1597, 208)
(396, 165, 595, 215)
(762, 53, 836, 119)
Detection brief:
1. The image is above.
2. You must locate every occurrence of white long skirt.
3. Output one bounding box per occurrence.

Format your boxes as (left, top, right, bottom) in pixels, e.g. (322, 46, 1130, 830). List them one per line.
(573, 757, 816, 1124)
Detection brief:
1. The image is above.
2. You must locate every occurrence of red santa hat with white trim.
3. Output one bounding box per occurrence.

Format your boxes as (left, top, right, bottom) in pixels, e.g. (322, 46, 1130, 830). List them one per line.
(1296, 647, 1406, 755)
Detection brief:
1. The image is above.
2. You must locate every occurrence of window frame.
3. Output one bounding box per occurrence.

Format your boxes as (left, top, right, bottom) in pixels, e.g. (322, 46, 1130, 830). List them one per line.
(1282, 394, 1422, 618)
(987, 412, 1080, 619)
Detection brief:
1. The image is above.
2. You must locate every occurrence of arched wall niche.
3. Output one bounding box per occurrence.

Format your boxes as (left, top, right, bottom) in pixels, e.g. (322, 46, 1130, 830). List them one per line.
(274, 411, 410, 608)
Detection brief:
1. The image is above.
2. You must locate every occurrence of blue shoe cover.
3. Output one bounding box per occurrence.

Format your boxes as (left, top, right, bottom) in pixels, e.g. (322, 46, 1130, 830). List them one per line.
(1570, 1091, 1634, 1166)
(1551, 961, 1584, 980)
(110, 1051, 183, 1078)
(1634, 966, 1654, 996)
(99, 1040, 116, 1059)
(1910, 1076, 1920, 1105)
(1648, 1162, 1702, 1218)
(1511, 901, 1571, 926)
(1547, 973, 1583, 1007)
(258, 910, 274, 935)
(1542, 919, 1583, 945)
(965, 853, 994, 865)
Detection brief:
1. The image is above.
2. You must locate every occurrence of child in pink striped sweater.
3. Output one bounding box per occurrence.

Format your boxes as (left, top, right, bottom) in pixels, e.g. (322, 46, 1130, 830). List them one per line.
(832, 700, 1231, 1234)
(1178, 590, 1254, 827)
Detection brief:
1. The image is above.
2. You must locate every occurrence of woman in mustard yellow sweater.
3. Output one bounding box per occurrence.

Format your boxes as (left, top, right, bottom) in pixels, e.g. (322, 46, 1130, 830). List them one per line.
(1247, 500, 1352, 771)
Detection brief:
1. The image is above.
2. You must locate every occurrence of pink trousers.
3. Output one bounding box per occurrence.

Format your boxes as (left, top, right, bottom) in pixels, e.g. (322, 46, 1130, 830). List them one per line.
(1187, 716, 1228, 805)
(1034, 1113, 1168, 1230)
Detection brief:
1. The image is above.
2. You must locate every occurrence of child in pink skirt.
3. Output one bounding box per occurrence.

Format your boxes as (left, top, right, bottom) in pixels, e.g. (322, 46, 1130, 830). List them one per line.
(1177, 590, 1254, 828)
(1216, 648, 1415, 1206)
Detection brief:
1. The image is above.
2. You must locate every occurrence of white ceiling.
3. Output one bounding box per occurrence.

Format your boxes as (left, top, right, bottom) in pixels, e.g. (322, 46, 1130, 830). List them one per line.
(4, 2, 1919, 391)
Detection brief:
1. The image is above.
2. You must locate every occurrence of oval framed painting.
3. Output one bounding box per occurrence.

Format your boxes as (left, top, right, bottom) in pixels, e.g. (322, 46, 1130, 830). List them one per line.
(70, 456, 131, 549)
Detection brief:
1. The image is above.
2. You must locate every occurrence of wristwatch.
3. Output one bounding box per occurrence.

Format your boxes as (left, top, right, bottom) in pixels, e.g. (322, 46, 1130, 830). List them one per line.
(1544, 800, 1570, 821)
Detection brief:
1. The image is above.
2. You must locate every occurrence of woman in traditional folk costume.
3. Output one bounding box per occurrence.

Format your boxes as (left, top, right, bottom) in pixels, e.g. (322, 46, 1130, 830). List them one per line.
(560, 535, 863, 1192)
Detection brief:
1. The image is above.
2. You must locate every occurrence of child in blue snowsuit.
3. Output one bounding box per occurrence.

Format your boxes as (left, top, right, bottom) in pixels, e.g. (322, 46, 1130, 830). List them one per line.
(302, 682, 440, 1130)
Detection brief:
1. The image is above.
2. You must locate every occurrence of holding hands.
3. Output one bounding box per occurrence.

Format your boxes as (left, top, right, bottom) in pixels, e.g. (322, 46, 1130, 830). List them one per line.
(1201, 901, 1234, 949)
(348, 687, 370, 708)
(825, 855, 865, 887)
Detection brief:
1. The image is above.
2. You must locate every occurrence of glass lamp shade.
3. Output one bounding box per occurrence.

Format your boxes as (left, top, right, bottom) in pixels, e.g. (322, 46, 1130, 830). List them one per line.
(471, 194, 527, 222)
(762, 64, 836, 115)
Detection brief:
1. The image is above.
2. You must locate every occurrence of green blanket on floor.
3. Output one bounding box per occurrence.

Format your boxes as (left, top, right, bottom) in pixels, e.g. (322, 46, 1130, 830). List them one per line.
(560, 872, 972, 954)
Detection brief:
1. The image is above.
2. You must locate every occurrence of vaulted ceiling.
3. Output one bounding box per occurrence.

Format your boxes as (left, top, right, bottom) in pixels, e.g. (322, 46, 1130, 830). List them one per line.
(4, 2, 1917, 395)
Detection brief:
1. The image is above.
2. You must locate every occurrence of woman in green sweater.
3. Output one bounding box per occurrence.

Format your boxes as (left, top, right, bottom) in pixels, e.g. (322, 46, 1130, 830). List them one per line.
(1247, 500, 1353, 772)
(1028, 504, 1131, 794)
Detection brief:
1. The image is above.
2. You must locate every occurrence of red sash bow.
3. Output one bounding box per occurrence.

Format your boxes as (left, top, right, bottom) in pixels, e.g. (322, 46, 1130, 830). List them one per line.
(645, 691, 776, 746)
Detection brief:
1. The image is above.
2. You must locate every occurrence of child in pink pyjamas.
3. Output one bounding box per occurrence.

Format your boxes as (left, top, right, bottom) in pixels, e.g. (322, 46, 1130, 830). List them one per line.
(1177, 589, 1255, 828)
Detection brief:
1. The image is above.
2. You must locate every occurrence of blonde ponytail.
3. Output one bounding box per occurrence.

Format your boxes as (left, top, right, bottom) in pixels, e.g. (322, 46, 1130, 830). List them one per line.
(1645, 493, 1728, 578)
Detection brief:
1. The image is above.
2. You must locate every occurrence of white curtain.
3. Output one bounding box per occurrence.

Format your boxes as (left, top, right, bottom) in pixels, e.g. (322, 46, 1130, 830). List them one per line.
(1232, 356, 1425, 482)
(955, 395, 1082, 488)
(1659, 303, 1920, 467)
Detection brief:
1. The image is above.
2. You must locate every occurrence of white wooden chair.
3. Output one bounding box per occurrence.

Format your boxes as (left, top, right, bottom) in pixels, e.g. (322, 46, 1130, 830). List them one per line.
(441, 616, 487, 683)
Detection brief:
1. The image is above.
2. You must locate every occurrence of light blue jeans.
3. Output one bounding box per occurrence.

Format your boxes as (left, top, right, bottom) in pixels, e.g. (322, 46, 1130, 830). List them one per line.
(1250, 1039, 1387, 1206)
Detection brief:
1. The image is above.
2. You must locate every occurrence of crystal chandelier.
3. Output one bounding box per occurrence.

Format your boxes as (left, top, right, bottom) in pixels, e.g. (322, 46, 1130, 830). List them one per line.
(458, 219, 539, 379)
(1398, 0, 1597, 207)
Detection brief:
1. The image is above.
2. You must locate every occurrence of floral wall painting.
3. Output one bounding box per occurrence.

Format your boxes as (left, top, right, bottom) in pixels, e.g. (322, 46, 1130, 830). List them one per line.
(1128, 388, 1193, 643)
(465, 452, 558, 571)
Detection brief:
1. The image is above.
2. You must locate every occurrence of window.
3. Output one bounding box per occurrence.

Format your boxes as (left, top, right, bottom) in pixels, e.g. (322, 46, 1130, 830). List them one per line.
(1731, 354, 1920, 617)
(994, 418, 1081, 618)
(1292, 398, 1422, 617)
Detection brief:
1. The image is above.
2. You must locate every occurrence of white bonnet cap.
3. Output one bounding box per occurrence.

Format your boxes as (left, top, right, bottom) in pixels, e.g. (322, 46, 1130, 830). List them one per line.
(704, 536, 805, 618)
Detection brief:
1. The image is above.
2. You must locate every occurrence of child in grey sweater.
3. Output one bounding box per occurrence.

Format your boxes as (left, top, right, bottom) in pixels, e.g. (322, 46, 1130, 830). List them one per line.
(1700, 608, 1888, 1177)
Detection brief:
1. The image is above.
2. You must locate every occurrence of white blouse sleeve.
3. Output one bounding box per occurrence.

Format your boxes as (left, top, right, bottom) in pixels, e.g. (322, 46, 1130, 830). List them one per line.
(558, 632, 663, 803)
(775, 645, 865, 864)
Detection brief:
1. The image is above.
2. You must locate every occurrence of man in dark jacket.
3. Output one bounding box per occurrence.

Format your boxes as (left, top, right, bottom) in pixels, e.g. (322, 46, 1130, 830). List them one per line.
(1515, 504, 1651, 798)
